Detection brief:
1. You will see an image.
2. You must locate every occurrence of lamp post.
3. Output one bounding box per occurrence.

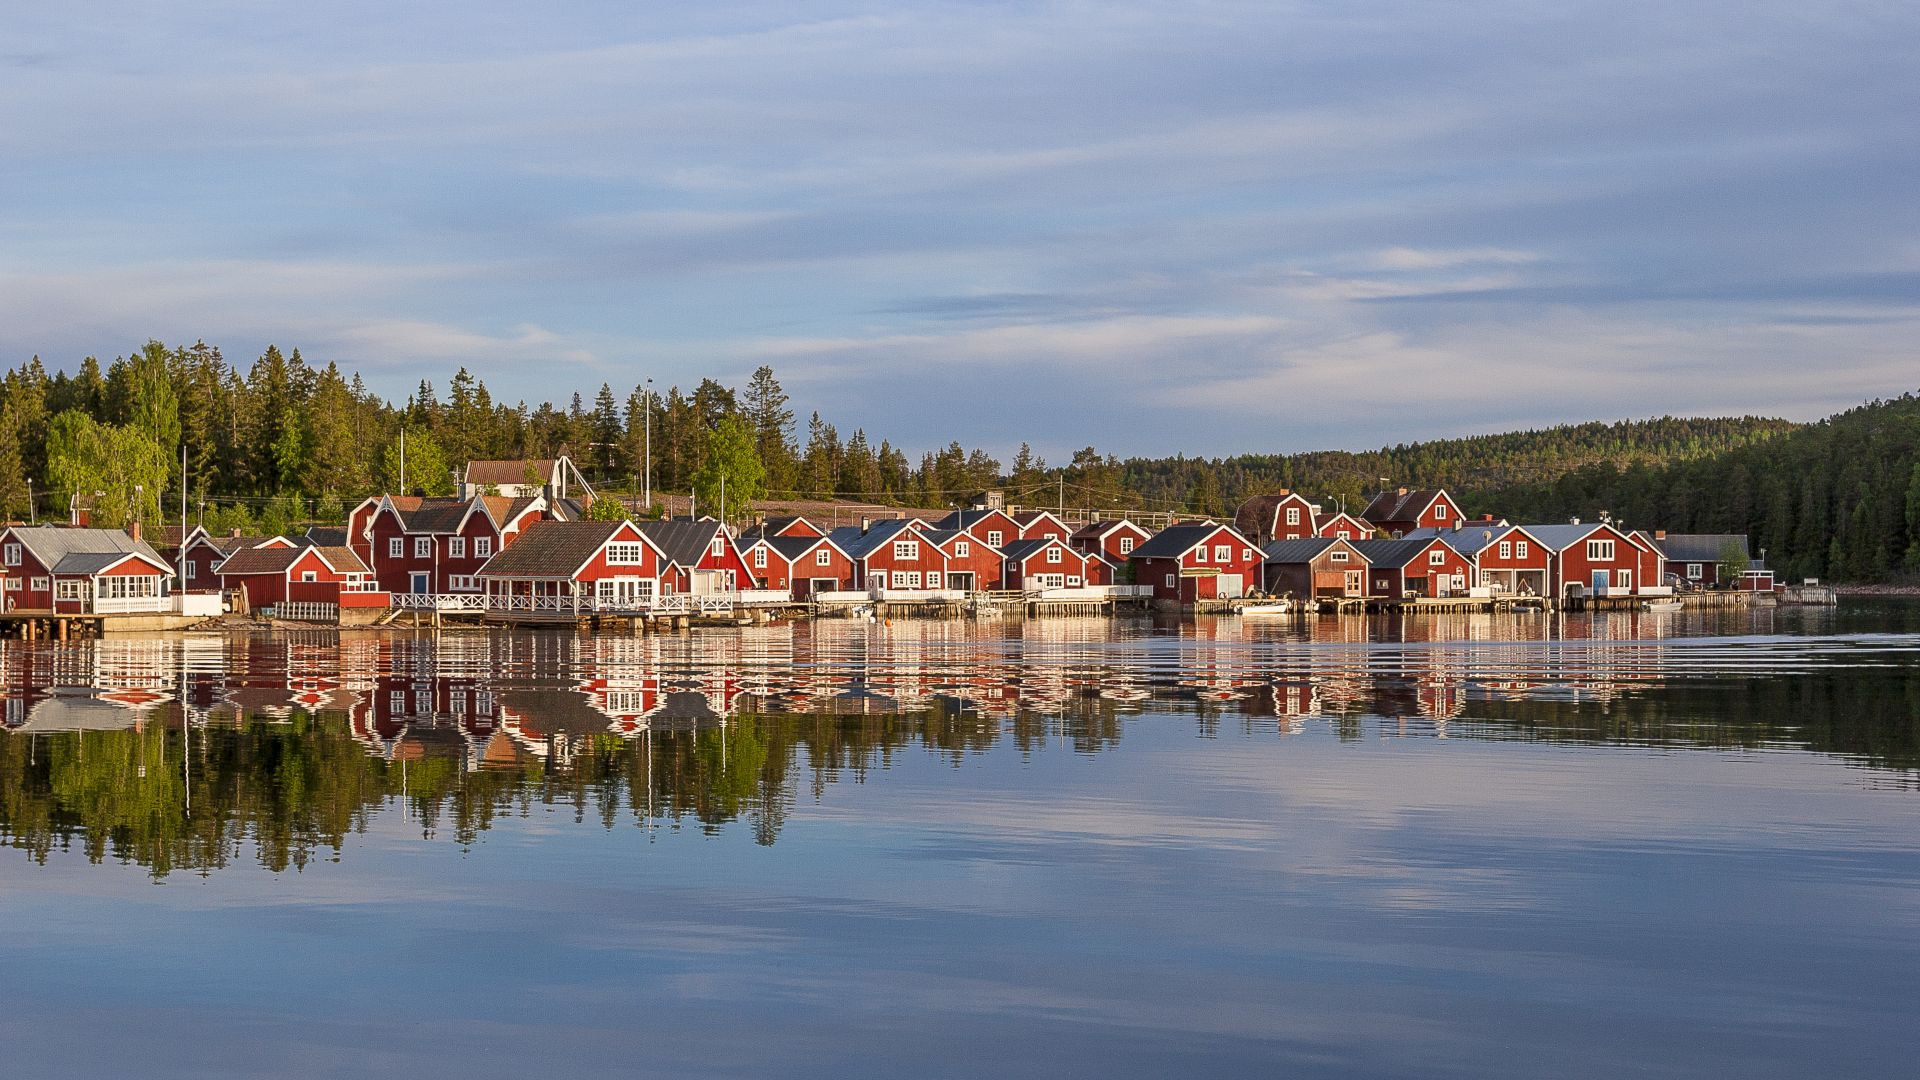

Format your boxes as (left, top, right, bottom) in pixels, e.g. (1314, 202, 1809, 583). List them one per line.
(643, 377, 653, 512)
(24, 478, 32, 525)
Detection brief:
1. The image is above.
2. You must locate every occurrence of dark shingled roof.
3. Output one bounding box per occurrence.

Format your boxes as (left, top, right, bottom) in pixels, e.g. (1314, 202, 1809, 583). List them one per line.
(1000, 537, 1074, 564)
(477, 520, 627, 578)
(305, 526, 350, 548)
(631, 519, 730, 568)
(1262, 537, 1344, 564)
(1362, 488, 1447, 524)
(766, 534, 831, 563)
(1127, 522, 1251, 561)
(215, 546, 304, 576)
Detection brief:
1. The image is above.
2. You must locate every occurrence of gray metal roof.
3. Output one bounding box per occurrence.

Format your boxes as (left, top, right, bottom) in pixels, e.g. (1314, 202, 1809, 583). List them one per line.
(826, 519, 922, 561)
(1350, 536, 1457, 569)
(1261, 537, 1344, 563)
(1398, 524, 1527, 556)
(1655, 534, 1750, 562)
(630, 519, 731, 568)
(1514, 523, 1617, 552)
(5, 526, 173, 576)
(1128, 522, 1252, 560)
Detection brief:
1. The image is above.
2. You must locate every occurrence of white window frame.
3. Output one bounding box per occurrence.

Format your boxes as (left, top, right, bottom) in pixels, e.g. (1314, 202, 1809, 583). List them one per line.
(1285, 507, 1300, 526)
(986, 530, 1003, 547)
(388, 537, 403, 558)
(1687, 563, 1703, 580)
(449, 537, 466, 559)
(815, 548, 832, 566)
(1515, 540, 1529, 559)
(1165, 574, 1175, 588)
(606, 542, 645, 566)
(1194, 546, 1209, 563)
(1498, 541, 1512, 559)
(1587, 539, 1615, 560)
(753, 547, 767, 569)
(893, 540, 918, 560)
(300, 571, 318, 582)
(1047, 547, 1062, 564)
(56, 579, 86, 600)
(1, 543, 18, 567)
(475, 536, 493, 558)
(1331, 550, 1347, 563)
(29, 576, 49, 592)
(1214, 544, 1231, 563)
(711, 537, 725, 557)
(1118, 536, 1134, 554)
(1429, 549, 1445, 565)
(414, 537, 432, 558)
(926, 572, 942, 590)
(955, 540, 970, 558)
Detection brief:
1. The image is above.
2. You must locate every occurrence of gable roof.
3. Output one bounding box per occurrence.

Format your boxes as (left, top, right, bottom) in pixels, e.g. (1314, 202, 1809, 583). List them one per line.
(1001, 537, 1077, 564)
(1351, 536, 1459, 569)
(1399, 524, 1533, 557)
(4, 526, 173, 576)
(630, 519, 732, 569)
(1262, 537, 1347, 563)
(1127, 522, 1254, 561)
(934, 507, 1014, 532)
(1654, 533, 1749, 562)
(1070, 518, 1146, 544)
(304, 526, 350, 548)
(476, 520, 635, 578)
(826, 519, 930, 561)
(1010, 509, 1067, 530)
(765, 534, 843, 563)
(1516, 522, 1630, 552)
(1362, 488, 1451, 524)
(463, 458, 558, 486)
(216, 544, 370, 577)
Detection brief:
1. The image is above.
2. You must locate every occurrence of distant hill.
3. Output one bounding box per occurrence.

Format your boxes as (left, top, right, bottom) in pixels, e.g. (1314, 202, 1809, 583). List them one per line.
(1114, 415, 1802, 518)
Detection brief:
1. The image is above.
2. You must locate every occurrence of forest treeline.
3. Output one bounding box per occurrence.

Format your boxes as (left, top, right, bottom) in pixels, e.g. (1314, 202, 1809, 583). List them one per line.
(0, 339, 1915, 580)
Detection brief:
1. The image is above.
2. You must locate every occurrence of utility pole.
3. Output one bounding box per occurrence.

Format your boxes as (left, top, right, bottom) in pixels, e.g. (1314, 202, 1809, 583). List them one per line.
(399, 429, 407, 494)
(643, 377, 653, 512)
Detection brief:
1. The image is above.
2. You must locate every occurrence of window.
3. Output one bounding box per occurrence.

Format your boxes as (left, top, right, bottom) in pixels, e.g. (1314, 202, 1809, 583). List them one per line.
(906, 571, 921, 588)
(1587, 539, 1616, 560)
(414, 537, 432, 558)
(890, 571, 909, 588)
(606, 543, 645, 565)
(1067, 576, 1082, 587)
(1047, 547, 1062, 564)
(301, 571, 318, 582)
(1285, 507, 1300, 526)
(1, 543, 17, 566)
(1616, 570, 1632, 589)
(1118, 537, 1134, 554)
(1452, 574, 1466, 590)
(2, 578, 17, 592)
(815, 549, 832, 566)
(1498, 541, 1512, 559)
(711, 537, 725, 557)
(986, 530, 1003, 547)
(475, 536, 492, 558)
(1515, 541, 1528, 559)
(449, 575, 481, 592)
(893, 540, 918, 560)
(1331, 550, 1347, 563)
(1214, 544, 1231, 562)
(955, 540, 970, 558)
(753, 548, 767, 568)
(388, 537, 403, 558)
(1164, 574, 1175, 588)
(449, 537, 466, 558)
(55, 580, 83, 599)
(29, 576, 49, 592)
(1687, 563, 1703, 580)
(926, 572, 941, 589)
(1430, 549, 1445, 565)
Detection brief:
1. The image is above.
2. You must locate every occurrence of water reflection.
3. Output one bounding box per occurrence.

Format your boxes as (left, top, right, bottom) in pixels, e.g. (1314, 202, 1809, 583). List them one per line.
(3, 603, 1911, 878)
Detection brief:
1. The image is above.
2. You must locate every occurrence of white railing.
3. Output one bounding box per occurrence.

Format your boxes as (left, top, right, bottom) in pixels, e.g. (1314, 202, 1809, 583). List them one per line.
(268, 602, 338, 622)
(736, 589, 792, 606)
(874, 589, 966, 602)
(489, 594, 591, 614)
(393, 593, 487, 611)
(91, 596, 172, 615)
(811, 590, 873, 604)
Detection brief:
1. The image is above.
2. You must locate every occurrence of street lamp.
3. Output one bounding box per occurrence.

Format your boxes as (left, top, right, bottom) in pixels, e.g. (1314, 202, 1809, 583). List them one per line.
(643, 377, 654, 512)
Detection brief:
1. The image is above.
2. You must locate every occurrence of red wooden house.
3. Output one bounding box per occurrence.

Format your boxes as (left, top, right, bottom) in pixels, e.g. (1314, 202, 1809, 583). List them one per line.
(934, 507, 1022, 551)
(631, 519, 755, 595)
(1071, 519, 1150, 585)
(928, 529, 1004, 591)
(1011, 510, 1072, 543)
(1002, 537, 1093, 590)
(1234, 490, 1321, 544)
(216, 544, 385, 613)
(1523, 522, 1660, 598)
(1128, 522, 1265, 603)
(1361, 488, 1466, 538)
(829, 519, 951, 591)
(1261, 537, 1370, 598)
(173, 529, 295, 593)
(364, 493, 548, 596)
(1437, 524, 1551, 596)
(741, 531, 858, 595)
(1316, 512, 1374, 542)
(477, 519, 669, 616)
(0, 525, 175, 614)
(1351, 536, 1474, 598)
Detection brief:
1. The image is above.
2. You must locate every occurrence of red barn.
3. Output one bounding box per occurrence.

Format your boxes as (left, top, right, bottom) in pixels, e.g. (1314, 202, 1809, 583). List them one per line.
(1361, 488, 1466, 538)
(1002, 537, 1093, 590)
(1351, 536, 1474, 599)
(1129, 522, 1265, 603)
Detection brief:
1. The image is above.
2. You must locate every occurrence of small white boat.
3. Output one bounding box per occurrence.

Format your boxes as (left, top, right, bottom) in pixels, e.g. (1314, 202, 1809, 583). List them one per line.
(1237, 602, 1291, 617)
(1643, 600, 1684, 613)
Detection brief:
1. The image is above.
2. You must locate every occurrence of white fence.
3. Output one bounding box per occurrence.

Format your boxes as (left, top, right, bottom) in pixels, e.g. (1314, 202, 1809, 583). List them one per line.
(267, 602, 338, 622)
(392, 593, 487, 611)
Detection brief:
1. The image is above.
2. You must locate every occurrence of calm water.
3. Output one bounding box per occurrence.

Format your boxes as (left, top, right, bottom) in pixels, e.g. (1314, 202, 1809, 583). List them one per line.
(4, 603, 1919, 1078)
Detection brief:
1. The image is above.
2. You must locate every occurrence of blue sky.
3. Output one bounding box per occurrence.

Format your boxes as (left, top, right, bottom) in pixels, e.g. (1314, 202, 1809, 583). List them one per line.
(3, 2, 1915, 459)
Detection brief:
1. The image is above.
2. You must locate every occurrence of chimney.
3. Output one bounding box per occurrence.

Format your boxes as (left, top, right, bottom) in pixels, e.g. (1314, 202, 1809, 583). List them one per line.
(1655, 530, 1667, 539)
(1452, 520, 1461, 531)
(1482, 514, 1494, 522)
(860, 517, 871, 534)
(1277, 488, 1291, 496)
(230, 528, 242, 538)
(1570, 516, 1581, 526)
(1397, 486, 1408, 496)
(129, 520, 141, 543)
